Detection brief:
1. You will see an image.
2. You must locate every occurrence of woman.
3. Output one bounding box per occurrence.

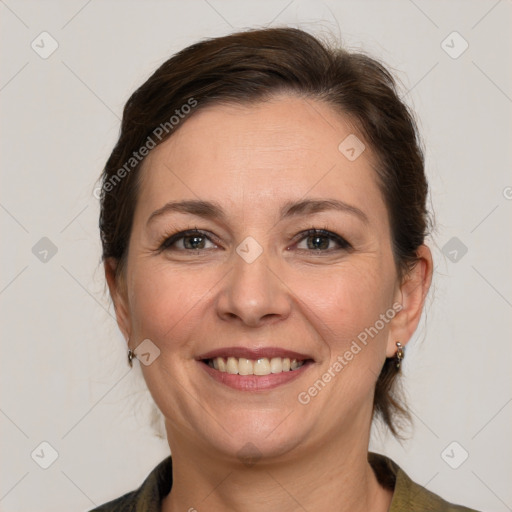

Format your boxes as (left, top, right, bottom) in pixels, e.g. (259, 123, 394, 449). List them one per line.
(92, 27, 479, 511)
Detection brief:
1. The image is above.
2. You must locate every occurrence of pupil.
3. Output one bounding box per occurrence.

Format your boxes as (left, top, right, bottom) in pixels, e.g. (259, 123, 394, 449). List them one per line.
(185, 235, 204, 250)
(309, 235, 328, 250)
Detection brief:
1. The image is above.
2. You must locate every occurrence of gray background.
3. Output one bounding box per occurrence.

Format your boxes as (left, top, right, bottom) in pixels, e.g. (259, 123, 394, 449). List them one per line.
(1, 0, 511, 511)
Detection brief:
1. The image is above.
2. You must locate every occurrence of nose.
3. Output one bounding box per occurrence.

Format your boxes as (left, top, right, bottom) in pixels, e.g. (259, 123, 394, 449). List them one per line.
(216, 247, 292, 328)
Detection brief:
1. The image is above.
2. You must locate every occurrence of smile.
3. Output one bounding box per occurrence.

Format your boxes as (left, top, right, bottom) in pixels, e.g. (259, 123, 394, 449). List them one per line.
(197, 347, 315, 391)
(206, 356, 306, 375)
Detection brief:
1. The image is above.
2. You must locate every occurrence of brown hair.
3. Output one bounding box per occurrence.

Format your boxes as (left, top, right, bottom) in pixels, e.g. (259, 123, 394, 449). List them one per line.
(99, 27, 429, 437)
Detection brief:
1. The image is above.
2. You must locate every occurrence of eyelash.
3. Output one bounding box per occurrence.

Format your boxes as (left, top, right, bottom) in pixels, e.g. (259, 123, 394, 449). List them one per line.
(157, 225, 352, 254)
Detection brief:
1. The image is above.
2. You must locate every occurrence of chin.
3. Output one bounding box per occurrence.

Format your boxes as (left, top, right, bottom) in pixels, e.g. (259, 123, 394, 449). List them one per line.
(197, 410, 311, 466)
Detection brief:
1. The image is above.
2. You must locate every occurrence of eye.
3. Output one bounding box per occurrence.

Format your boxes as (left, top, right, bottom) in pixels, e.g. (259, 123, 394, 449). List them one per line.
(294, 228, 351, 252)
(158, 227, 351, 254)
(159, 229, 219, 252)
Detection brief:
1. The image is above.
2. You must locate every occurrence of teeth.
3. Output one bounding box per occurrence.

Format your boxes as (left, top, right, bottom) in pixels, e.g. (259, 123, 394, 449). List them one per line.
(270, 357, 282, 373)
(254, 358, 271, 375)
(238, 358, 253, 375)
(207, 356, 305, 375)
(226, 356, 238, 374)
(217, 357, 227, 372)
(290, 359, 300, 370)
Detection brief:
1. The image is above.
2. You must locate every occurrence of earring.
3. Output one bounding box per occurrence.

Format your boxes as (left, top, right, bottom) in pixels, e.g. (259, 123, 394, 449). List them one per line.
(395, 341, 404, 369)
(128, 349, 135, 368)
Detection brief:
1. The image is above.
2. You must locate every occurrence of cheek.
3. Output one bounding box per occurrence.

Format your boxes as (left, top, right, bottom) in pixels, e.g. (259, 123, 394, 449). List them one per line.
(128, 261, 210, 344)
(295, 261, 395, 344)
(300, 266, 396, 402)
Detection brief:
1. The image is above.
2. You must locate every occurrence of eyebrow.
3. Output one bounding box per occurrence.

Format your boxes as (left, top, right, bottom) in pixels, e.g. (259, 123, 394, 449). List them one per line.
(146, 198, 369, 226)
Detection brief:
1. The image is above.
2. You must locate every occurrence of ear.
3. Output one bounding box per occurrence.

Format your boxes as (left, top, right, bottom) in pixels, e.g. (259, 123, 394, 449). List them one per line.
(104, 258, 132, 343)
(386, 245, 433, 357)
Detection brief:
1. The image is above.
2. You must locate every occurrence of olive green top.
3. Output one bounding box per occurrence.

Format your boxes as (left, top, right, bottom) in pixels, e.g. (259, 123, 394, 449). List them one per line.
(90, 452, 480, 511)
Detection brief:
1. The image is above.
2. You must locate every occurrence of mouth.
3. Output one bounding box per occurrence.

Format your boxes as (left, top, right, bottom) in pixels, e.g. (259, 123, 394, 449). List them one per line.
(196, 347, 315, 391)
(203, 356, 309, 375)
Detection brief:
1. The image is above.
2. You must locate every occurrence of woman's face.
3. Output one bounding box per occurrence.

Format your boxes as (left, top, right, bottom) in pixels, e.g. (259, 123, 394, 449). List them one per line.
(108, 95, 425, 461)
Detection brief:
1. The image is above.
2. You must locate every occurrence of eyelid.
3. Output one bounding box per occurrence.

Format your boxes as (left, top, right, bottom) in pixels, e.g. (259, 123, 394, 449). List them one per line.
(158, 226, 352, 253)
(291, 227, 352, 251)
(158, 228, 220, 252)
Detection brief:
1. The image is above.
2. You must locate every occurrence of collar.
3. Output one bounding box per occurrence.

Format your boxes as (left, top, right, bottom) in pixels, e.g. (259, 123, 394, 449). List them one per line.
(91, 452, 478, 511)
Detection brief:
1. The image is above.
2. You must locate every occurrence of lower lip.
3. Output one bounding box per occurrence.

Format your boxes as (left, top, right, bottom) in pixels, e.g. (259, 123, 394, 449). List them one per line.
(199, 361, 313, 391)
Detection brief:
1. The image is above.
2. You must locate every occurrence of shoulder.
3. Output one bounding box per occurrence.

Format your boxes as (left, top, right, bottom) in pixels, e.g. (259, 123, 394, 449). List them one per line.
(88, 456, 173, 512)
(89, 490, 138, 512)
(369, 452, 481, 512)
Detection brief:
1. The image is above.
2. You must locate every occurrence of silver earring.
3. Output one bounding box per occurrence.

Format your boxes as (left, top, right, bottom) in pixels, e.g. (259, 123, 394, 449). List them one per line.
(128, 349, 135, 367)
(395, 341, 404, 369)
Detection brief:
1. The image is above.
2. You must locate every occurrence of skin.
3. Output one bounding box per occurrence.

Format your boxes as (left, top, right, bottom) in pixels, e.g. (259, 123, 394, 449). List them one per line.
(105, 95, 432, 512)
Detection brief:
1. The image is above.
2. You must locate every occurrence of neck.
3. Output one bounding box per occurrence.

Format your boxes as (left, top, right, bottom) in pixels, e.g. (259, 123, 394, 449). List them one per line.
(162, 422, 392, 512)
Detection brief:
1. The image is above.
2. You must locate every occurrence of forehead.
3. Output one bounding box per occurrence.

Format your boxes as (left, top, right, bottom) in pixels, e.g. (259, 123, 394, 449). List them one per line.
(136, 95, 387, 223)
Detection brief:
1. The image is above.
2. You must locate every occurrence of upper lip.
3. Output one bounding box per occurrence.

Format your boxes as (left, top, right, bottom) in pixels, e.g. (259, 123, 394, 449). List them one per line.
(197, 346, 314, 361)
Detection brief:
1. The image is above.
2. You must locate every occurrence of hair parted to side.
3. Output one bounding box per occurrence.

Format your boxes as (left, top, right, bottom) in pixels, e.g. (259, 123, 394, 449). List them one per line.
(99, 27, 430, 438)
